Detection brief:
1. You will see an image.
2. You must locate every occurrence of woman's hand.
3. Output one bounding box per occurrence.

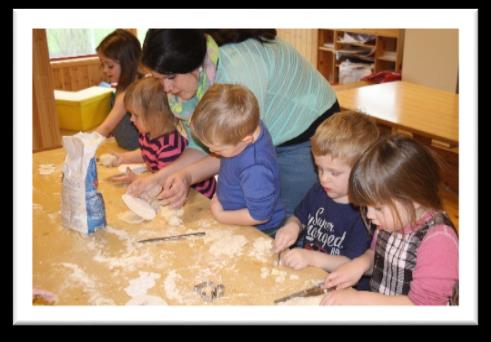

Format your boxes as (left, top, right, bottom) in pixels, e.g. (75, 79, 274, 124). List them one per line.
(273, 222, 301, 253)
(210, 194, 224, 220)
(280, 248, 312, 270)
(127, 172, 162, 197)
(320, 287, 360, 305)
(158, 171, 192, 208)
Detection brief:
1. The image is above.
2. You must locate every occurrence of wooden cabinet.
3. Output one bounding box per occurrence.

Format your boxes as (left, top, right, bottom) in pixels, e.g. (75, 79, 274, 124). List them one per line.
(318, 29, 404, 84)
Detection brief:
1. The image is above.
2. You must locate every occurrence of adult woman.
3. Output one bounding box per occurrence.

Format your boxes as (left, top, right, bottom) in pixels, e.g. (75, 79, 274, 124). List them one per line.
(129, 29, 340, 216)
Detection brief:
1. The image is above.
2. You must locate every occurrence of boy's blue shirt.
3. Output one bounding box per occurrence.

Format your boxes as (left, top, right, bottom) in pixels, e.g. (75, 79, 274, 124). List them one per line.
(216, 121, 285, 231)
(295, 182, 372, 290)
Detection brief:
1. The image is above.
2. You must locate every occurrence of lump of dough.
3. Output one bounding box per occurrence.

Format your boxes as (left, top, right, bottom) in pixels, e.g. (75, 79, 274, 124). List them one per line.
(122, 193, 156, 221)
(160, 206, 184, 226)
(99, 153, 118, 167)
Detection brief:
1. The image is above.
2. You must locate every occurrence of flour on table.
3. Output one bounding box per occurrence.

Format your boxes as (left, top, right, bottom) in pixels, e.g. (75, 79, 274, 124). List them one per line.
(90, 226, 157, 272)
(126, 295, 167, 305)
(289, 274, 299, 280)
(260, 266, 270, 279)
(195, 219, 212, 228)
(209, 233, 247, 258)
(60, 262, 114, 305)
(160, 206, 184, 226)
(99, 153, 118, 167)
(163, 270, 186, 303)
(122, 193, 156, 220)
(277, 294, 324, 305)
(118, 210, 145, 224)
(39, 164, 56, 175)
(125, 271, 161, 297)
(248, 237, 273, 262)
(105, 225, 131, 241)
(271, 268, 287, 283)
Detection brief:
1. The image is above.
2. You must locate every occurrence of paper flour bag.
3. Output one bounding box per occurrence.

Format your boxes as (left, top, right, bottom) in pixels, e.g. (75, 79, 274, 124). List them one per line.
(61, 132, 106, 234)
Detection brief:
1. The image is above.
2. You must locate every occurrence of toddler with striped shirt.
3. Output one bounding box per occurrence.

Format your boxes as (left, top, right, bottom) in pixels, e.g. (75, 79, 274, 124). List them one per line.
(106, 77, 216, 199)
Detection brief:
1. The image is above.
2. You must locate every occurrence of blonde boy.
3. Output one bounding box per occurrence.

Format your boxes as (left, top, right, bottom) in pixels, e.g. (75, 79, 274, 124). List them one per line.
(190, 84, 285, 236)
(273, 111, 379, 289)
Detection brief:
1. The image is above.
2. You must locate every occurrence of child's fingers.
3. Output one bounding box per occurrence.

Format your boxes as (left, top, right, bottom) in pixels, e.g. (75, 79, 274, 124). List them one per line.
(323, 273, 338, 289)
(335, 281, 353, 290)
(108, 175, 131, 184)
(273, 235, 287, 253)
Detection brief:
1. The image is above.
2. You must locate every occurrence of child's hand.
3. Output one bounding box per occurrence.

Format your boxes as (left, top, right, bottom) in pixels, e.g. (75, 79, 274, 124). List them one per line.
(320, 287, 359, 305)
(280, 248, 312, 270)
(108, 168, 137, 185)
(99, 153, 122, 167)
(273, 222, 301, 253)
(111, 153, 125, 167)
(323, 258, 365, 290)
(210, 195, 224, 220)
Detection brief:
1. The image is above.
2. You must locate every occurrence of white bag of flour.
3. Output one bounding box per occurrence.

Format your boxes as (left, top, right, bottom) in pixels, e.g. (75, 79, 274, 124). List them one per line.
(61, 132, 106, 234)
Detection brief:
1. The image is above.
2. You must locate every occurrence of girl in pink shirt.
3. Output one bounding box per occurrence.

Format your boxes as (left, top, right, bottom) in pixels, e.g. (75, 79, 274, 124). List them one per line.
(321, 135, 458, 305)
(107, 77, 216, 199)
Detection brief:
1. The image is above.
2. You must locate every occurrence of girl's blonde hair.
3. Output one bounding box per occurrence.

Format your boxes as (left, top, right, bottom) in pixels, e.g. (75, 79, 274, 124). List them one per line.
(349, 134, 443, 228)
(190, 84, 259, 146)
(311, 111, 380, 166)
(124, 77, 176, 135)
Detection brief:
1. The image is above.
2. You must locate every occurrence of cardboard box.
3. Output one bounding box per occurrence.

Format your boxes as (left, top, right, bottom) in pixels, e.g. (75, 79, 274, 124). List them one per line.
(55, 86, 114, 131)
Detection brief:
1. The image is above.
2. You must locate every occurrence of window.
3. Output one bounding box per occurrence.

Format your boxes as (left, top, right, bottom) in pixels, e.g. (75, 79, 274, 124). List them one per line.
(137, 28, 148, 45)
(46, 29, 115, 59)
(46, 29, 149, 60)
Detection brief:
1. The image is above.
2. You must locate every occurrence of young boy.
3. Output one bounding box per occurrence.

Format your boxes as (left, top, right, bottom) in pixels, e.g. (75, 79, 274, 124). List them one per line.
(190, 84, 285, 236)
(273, 111, 379, 289)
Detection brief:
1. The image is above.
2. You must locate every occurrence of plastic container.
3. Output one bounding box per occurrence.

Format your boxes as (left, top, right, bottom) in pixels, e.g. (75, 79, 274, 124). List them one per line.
(55, 86, 114, 131)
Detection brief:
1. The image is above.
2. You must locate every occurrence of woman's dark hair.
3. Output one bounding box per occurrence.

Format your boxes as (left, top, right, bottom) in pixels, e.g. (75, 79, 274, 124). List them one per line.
(142, 29, 207, 75)
(142, 29, 277, 75)
(202, 29, 277, 46)
(96, 29, 142, 92)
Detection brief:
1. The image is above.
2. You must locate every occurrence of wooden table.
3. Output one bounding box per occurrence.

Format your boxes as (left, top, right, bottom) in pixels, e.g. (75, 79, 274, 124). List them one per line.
(336, 81, 459, 148)
(33, 138, 326, 305)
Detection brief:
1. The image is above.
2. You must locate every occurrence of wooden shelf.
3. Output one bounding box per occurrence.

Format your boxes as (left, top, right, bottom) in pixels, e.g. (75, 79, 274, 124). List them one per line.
(317, 29, 404, 85)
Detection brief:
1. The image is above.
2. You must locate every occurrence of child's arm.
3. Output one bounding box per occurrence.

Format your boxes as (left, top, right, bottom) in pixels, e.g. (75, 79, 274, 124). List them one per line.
(107, 150, 143, 184)
(273, 216, 302, 253)
(95, 91, 127, 138)
(320, 288, 414, 305)
(210, 195, 266, 226)
(323, 249, 374, 290)
(128, 149, 217, 207)
(116, 149, 144, 165)
(281, 248, 351, 271)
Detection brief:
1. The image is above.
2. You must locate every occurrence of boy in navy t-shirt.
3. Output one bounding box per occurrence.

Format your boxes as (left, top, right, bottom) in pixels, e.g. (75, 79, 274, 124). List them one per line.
(190, 84, 285, 236)
(273, 111, 379, 289)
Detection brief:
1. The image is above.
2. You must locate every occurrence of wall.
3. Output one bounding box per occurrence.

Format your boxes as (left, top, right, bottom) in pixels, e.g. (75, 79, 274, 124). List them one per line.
(277, 29, 318, 66)
(402, 29, 458, 93)
(51, 57, 104, 91)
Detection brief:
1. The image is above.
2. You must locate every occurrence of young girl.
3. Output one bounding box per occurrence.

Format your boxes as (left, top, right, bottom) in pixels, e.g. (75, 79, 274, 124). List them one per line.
(95, 29, 142, 150)
(321, 135, 458, 305)
(108, 77, 216, 199)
